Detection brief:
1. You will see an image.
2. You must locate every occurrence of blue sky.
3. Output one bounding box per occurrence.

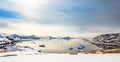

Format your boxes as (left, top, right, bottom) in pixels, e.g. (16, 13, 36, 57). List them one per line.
(0, 9, 19, 18)
(0, 0, 120, 37)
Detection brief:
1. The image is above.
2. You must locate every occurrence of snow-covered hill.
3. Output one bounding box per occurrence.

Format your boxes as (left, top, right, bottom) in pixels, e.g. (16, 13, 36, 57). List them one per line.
(0, 33, 20, 48)
(92, 33, 120, 49)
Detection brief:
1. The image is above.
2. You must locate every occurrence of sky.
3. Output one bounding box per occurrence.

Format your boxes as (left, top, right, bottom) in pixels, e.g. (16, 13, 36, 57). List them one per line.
(0, 0, 120, 38)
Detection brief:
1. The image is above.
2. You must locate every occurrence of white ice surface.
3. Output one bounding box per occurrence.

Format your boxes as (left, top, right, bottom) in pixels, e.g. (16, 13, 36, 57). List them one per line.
(0, 53, 120, 62)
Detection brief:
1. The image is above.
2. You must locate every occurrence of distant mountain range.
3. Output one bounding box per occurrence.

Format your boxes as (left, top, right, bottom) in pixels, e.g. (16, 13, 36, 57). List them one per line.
(11, 34, 75, 40)
(39, 36, 75, 40)
(0, 33, 78, 48)
(11, 34, 40, 41)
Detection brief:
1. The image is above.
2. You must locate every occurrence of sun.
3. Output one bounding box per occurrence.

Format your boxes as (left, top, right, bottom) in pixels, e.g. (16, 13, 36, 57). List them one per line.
(14, 0, 51, 9)
(13, 0, 52, 18)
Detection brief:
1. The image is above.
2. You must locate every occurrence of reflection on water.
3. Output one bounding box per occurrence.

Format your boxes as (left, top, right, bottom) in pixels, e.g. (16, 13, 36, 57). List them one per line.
(16, 39, 102, 54)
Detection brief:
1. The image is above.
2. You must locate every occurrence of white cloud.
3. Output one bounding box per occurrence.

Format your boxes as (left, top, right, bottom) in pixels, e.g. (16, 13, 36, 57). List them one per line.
(0, 20, 80, 37)
(0, 0, 75, 23)
(0, 21, 104, 38)
(0, 17, 119, 38)
(0, 0, 119, 38)
(0, 18, 114, 38)
(0, 0, 54, 21)
(0, 0, 82, 37)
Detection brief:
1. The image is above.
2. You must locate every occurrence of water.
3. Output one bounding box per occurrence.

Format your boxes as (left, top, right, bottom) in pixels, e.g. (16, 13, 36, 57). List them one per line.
(16, 39, 102, 54)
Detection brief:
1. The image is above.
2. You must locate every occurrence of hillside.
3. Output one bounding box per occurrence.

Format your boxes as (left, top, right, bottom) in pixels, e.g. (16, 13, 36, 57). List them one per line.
(91, 33, 120, 49)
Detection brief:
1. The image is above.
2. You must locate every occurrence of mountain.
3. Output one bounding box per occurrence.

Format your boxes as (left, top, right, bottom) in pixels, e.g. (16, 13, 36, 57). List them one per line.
(11, 34, 40, 41)
(0, 33, 20, 48)
(0, 33, 40, 48)
(0, 32, 79, 48)
(39, 36, 74, 40)
(91, 33, 120, 49)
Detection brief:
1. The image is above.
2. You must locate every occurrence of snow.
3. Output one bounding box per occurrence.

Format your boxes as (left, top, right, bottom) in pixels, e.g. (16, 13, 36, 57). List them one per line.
(0, 53, 120, 62)
(0, 33, 119, 62)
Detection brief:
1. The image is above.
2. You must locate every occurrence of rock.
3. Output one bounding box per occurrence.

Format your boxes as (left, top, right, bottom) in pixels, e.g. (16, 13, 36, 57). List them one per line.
(92, 33, 120, 49)
(0, 33, 20, 48)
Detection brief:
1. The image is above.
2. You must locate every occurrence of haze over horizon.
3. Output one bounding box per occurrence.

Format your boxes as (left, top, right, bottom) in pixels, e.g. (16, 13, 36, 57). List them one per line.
(0, 0, 120, 37)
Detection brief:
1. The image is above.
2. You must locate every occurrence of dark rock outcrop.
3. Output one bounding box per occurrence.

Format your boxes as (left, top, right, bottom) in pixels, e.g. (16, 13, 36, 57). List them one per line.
(0, 33, 20, 48)
(92, 33, 120, 49)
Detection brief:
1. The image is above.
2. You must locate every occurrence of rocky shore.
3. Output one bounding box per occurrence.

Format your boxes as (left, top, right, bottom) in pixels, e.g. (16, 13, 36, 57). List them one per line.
(91, 33, 120, 49)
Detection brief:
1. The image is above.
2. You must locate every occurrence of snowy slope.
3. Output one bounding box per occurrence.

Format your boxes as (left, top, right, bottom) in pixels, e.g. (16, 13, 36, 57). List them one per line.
(0, 33, 21, 48)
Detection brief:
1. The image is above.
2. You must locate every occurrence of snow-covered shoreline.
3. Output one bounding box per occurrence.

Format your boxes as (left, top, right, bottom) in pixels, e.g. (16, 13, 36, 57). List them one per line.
(0, 53, 120, 62)
(0, 48, 120, 62)
(0, 33, 120, 62)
